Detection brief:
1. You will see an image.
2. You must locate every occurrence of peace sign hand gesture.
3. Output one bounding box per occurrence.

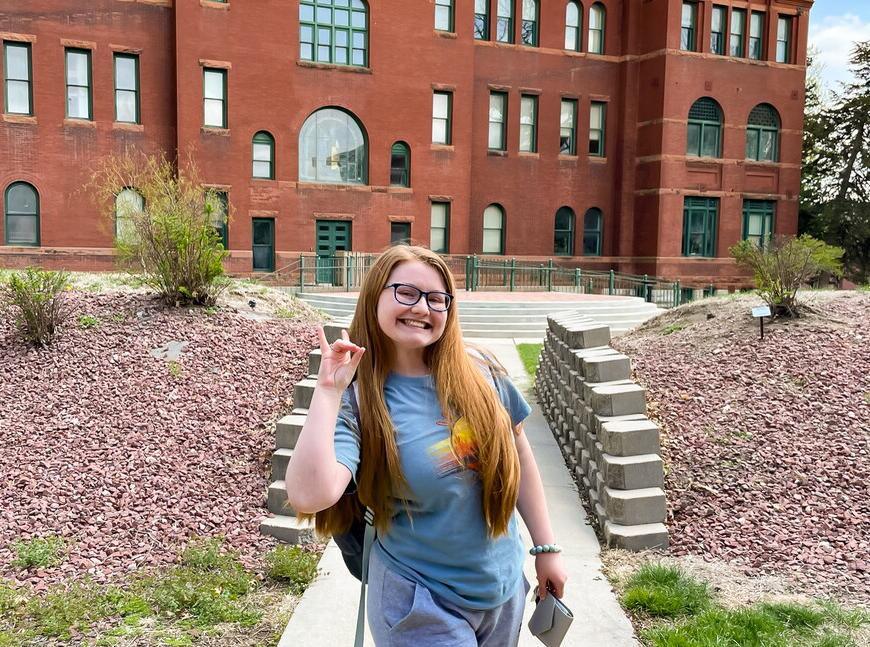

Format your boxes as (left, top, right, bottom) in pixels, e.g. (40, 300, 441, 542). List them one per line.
(316, 326, 366, 394)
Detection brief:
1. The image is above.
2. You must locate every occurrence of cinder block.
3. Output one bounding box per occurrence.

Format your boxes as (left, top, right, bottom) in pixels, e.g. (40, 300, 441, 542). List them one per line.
(582, 354, 631, 383)
(276, 413, 306, 449)
(570, 347, 614, 372)
(271, 448, 294, 482)
(259, 515, 315, 544)
(602, 487, 667, 525)
(582, 379, 633, 403)
(600, 453, 664, 489)
(604, 521, 669, 551)
(322, 322, 347, 343)
(293, 378, 318, 410)
(267, 480, 296, 515)
(590, 384, 647, 416)
(564, 324, 611, 349)
(600, 419, 661, 456)
(590, 413, 648, 436)
(594, 502, 608, 528)
(307, 349, 322, 376)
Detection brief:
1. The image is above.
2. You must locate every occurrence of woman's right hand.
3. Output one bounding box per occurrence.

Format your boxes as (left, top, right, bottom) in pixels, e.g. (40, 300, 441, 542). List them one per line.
(316, 326, 366, 393)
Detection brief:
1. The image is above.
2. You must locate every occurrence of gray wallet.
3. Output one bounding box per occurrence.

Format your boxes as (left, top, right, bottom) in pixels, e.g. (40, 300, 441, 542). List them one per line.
(527, 593, 574, 647)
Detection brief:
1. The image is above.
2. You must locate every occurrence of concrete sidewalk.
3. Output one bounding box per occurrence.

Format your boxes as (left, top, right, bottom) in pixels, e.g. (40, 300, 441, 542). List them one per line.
(278, 339, 638, 646)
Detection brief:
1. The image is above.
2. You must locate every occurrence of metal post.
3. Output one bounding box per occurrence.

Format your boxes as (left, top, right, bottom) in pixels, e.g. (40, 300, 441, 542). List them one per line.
(299, 255, 305, 288)
(608, 269, 615, 295)
(546, 259, 554, 292)
(676, 280, 681, 305)
(510, 258, 516, 291)
(574, 268, 580, 291)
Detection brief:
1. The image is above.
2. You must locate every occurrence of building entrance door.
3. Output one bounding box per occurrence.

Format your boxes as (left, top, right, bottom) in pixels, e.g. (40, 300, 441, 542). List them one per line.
(252, 218, 275, 272)
(315, 220, 351, 284)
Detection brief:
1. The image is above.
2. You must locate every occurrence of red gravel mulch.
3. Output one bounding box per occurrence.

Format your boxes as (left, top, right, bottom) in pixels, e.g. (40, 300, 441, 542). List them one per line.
(613, 291, 870, 605)
(0, 291, 318, 590)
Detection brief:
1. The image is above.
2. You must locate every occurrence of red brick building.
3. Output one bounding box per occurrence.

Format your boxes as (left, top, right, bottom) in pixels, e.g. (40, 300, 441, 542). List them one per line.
(0, 0, 812, 284)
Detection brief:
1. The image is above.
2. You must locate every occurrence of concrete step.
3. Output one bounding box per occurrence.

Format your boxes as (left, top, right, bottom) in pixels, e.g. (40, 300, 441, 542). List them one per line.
(271, 448, 293, 482)
(268, 480, 295, 515)
(259, 514, 314, 544)
(276, 413, 306, 449)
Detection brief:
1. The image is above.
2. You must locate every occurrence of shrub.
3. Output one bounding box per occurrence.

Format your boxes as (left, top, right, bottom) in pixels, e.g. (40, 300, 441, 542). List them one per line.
(11, 536, 68, 570)
(265, 546, 319, 594)
(77, 314, 99, 329)
(730, 234, 844, 317)
(89, 152, 229, 307)
(3, 269, 70, 346)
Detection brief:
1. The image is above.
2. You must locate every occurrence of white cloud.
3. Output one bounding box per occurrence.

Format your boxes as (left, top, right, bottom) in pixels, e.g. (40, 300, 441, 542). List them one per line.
(808, 13, 869, 91)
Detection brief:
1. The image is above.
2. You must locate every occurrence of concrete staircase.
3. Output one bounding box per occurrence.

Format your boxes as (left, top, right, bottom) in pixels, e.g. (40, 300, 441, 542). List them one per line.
(297, 292, 663, 338)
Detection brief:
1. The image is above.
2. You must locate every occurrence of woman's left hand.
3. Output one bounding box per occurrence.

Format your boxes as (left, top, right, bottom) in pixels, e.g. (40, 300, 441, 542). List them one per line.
(534, 553, 567, 599)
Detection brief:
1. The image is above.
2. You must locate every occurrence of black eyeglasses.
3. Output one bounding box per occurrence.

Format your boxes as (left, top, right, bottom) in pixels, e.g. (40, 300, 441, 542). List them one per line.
(384, 283, 453, 312)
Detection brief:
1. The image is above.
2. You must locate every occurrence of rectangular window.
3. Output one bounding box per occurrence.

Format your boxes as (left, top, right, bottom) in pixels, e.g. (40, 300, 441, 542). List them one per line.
(730, 8, 745, 57)
(435, 0, 453, 32)
(749, 12, 764, 60)
(3, 42, 32, 115)
(252, 218, 275, 272)
(203, 68, 227, 128)
(210, 190, 229, 249)
(390, 222, 411, 246)
(559, 99, 577, 155)
(114, 54, 139, 123)
(474, 0, 489, 40)
(742, 199, 775, 248)
(711, 5, 726, 55)
(776, 16, 792, 63)
(681, 2, 697, 51)
(430, 202, 449, 253)
(496, 0, 513, 43)
(521, 0, 538, 46)
(488, 91, 507, 150)
(682, 197, 718, 257)
(519, 94, 537, 152)
(65, 48, 92, 119)
(589, 101, 606, 157)
(432, 91, 452, 145)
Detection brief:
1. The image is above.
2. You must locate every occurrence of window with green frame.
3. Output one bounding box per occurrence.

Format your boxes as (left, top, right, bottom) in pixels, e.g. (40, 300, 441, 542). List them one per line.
(776, 16, 792, 63)
(4, 181, 39, 246)
(252, 131, 275, 179)
(203, 67, 226, 128)
(474, 0, 489, 39)
(65, 48, 92, 120)
(4, 41, 32, 115)
(521, 0, 539, 46)
(588, 3, 605, 54)
(432, 91, 452, 145)
(435, 0, 453, 32)
(565, 1, 581, 51)
(554, 207, 575, 256)
(589, 101, 606, 156)
(687, 97, 722, 158)
(682, 197, 718, 257)
(710, 5, 726, 55)
(390, 222, 411, 246)
(299, 0, 368, 67)
(519, 94, 537, 152)
(488, 91, 507, 151)
(680, 2, 697, 51)
(560, 98, 577, 155)
(730, 8, 745, 57)
(208, 190, 229, 249)
(749, 12, 765, 60)
(496, 0, 513, 43)
(743, 199, 775, 248)
(390, 141, 410, 187)
(114, 54, 139, 123)
(430, 202, 449, 253)
(583, 207, 602, 255)
(482, 204, 505, 254)
(299, 107, 367, 183)
(746, 103, 780, 162)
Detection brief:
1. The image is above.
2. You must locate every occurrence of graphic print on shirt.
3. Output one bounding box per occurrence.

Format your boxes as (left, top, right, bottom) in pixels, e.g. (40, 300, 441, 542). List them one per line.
(429, 417, 480, 477)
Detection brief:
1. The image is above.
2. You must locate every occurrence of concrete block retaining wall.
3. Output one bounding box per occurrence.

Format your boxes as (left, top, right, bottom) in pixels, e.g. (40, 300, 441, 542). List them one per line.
(534, 313, 669, 551)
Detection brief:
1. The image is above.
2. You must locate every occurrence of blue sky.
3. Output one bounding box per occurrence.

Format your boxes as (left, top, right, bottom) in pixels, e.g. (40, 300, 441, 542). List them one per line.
(808, 0, 870, 91)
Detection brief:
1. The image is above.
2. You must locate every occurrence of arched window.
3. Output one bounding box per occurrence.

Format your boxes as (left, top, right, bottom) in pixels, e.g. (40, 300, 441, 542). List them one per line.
(252, 131, 275, 179)
(565, 1, 582, 51)
(554, 207, 575, 256)
(298, 108, 367, 184)
(521, 0, 539, 46)
(4, 181, 39, 246)
(746, 103, 780, 162)
(588, 3, 605, 54)
(482, 204, 505, 254)
(687, 97, 723, 158)
(583, 208, 603, 255)
(299, 0, 368, 67)
(390, 141, 410, 187)
(115, 187, 143, 243)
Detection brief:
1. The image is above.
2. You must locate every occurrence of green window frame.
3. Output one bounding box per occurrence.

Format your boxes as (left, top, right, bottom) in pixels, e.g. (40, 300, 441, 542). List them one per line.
(496, 0, 513, 43)
(560, 98, 577, 155)
(114, 53, 140, 124)
(65, 48, 92, 120)
(252, 131, 275, 179)
(583, 207, 602, 255)
(390, 222, 411, 246)
(299, 0, 368, 67)
(521, 0, 539, 46)
(588, 3, 605, 54)
(730, 8, 745, 57)
(682, 197, 718, 257)
(519, 94, 537, 152)
(482, 204, 505, 254)
(554, 207, 575, 256)
(710, 6, 727, 55)
(3, 41, 32, 115)
(687, 97, 722, 158)
(474, 0, 489, 40)
(298, 107, 367, 184)
(565, 1, 581, 51)
(4, 181, 39, 246)
(203, 67, 227, 128)
(432, 91, 452, 145)
(390, 141, 410, 187)
(743, 199, 775, 248)
(430, 201, 450, 253)
(488, 91, 507, 151)
(208, 190, 229, 249)
(435, 0, 453, 32)
(681, 2, 697, 52)
(589, 101, 606, 157)
(776, 16, 792, 63)
(115, 187, 143, 243)
(745, 103, 780, 162)
(749, 12, 765, 60)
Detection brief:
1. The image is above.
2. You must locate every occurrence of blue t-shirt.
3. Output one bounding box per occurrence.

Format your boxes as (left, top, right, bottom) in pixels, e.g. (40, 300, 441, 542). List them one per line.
(333, 370, 532, 610)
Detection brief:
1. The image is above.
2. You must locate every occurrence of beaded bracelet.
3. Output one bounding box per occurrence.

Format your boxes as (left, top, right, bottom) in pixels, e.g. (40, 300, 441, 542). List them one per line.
(529, 544, 562, 555)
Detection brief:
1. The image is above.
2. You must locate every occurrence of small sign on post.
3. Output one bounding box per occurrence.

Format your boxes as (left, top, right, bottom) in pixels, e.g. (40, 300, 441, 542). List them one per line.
(752, 305, 772, 339)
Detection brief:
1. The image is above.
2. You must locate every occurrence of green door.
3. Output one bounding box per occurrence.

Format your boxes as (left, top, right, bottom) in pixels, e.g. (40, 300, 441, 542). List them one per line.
(315, 220, 351, 284)
(252, 218, 275, 272)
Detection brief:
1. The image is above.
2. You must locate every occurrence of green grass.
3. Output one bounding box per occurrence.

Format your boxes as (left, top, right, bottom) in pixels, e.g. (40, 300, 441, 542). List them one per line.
(11, 536, 68, 570)
(623, 564, 711, 618)
(517, 343, 543, 378)
(265, 545, 319, 594)
(78, 314, 100, 329)
(661, 322, 687, 335)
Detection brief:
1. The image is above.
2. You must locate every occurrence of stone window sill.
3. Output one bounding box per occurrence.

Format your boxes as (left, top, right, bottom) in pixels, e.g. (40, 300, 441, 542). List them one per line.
(296, 60, 372, 74)
(431, 144, 454, 152)
(201, 126, 230, 136)
(64, 118, 96, 128)
(3, 114, 36, 124)
(113, 122, 143, 132)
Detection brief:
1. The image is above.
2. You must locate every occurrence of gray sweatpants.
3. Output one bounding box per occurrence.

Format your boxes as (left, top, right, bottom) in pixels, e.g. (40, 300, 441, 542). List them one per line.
(367, 548, 530, 646)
